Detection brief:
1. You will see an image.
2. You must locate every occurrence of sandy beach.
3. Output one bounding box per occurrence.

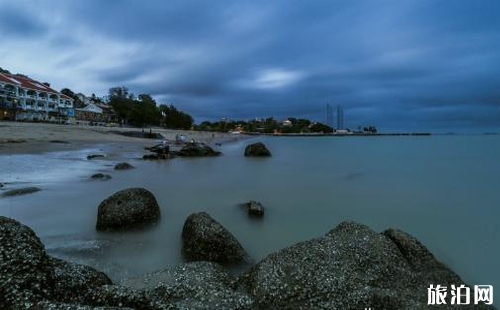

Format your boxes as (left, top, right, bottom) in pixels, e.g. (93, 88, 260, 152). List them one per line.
(0, 121, 244, 154)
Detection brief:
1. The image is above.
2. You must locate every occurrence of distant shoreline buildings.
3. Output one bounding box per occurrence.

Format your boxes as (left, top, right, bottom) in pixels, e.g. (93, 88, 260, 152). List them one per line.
(0, 72, 118, 125)
(0, 72, 74, 122)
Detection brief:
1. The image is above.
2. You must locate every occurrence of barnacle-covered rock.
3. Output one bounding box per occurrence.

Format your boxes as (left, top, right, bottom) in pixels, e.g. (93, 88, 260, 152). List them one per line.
(48, 257, 112, 303)
(125, 261, 253, 309)
(182, 212, 250, 263)
(0, 216, 114, 308)
(96, 188, 161, 231)
(0, 216, 54, 307)
(239, 221, 492, 309)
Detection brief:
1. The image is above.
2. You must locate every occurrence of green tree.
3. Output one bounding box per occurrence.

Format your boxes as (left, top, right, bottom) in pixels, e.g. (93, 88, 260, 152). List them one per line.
(60, 88, 84, 108)
(132, 94, 160, 127)
(60, 88, 75, 98)
(108, 86, 129, 99)
(0, 67, 11, 74)
(159, 104, 193, 130)
(109, 97, 135, 124)
(310, 122, 333, 133)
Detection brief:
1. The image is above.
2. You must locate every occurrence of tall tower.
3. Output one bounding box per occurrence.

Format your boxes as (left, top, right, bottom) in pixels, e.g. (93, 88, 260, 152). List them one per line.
(337, 105, 344, 130)
(326, 103, 333, 128)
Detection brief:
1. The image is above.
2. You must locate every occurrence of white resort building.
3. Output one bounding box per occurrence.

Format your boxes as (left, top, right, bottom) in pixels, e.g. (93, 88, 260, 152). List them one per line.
(0, 72, 74, 122)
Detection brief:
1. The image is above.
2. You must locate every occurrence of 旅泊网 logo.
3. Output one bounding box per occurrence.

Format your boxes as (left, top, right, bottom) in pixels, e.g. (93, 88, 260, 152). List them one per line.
(428, 284, 493, 305)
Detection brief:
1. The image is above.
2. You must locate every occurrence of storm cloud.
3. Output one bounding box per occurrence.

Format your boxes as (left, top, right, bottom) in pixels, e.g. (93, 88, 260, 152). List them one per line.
(1, 0, 499, 132)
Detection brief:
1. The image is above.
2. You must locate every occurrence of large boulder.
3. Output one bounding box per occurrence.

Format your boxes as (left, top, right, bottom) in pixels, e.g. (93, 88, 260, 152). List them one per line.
(239, 221, 492, 309)
(182, 212, 250, 263)
(96, 188, 161, 231)
(0, 216, 113, 308)
(175, 142, 221, 157)
(244, 142, 271, 157)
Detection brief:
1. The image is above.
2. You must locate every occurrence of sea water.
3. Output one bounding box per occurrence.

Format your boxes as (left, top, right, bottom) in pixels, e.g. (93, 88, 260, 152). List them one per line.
(0, 135, 499, 291)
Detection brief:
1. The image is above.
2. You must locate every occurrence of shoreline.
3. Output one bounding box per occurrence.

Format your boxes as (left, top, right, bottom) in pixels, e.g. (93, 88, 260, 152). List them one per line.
(0, 121, 247, 155)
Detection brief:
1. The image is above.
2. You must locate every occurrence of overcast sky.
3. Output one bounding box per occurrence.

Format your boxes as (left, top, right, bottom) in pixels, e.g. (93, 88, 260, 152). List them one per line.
(1, 0, 499, 132)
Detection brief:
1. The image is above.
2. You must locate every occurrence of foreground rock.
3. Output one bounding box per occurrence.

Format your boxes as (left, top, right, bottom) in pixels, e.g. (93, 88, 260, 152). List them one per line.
(2, 216, 492, 309)
(1, 186, 41, 197)
(182, 212, 250, 263)
(96, 187, 161, 231)
(0, 216, 112, 308)
(114, 162, 134, 170)
(125, 262, 254, 309)
(244, 142, 271, 157)
(174, 142, 221, 157)
(239, 221, 492, 309)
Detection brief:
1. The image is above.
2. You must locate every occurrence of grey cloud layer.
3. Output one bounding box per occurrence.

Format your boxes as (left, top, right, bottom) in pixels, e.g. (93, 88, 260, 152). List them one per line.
(1, 0, 499, 131)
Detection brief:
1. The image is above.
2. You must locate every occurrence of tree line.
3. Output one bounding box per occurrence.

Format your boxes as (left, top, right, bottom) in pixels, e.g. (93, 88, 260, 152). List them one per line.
(196, 117, 334, 134)
(108, 87, 193, 129)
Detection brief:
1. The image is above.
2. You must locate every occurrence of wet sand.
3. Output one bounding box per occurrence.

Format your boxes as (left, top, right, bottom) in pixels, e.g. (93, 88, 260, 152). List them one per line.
(0, 121, 244, 154)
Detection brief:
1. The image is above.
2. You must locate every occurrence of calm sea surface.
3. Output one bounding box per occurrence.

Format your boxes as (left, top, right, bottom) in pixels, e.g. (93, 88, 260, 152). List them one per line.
(1, 135, 499, 290)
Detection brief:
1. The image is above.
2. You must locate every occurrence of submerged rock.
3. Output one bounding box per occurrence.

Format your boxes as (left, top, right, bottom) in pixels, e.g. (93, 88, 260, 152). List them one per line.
(182, 212, 250, 263)
(114, 162, 135, 170)
(239, 221, 492, 309)
(1, 186, 41, 197)
(244, 142, 271, 157)
(90, 173, 112, 181)
(96, 187, 161, 231)
(49, 140, 70, 144)
(175, 142, 221, 157)
(244, 200, 265, 217)
(87, 154, 105, 160)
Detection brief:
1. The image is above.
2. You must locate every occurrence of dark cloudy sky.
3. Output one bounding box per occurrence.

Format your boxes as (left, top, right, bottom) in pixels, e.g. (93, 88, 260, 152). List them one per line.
(1, 0, 499, 132)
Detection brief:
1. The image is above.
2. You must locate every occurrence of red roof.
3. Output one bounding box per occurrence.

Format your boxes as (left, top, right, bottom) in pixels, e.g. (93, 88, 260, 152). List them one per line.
(0, 72, 60, 95)
(0, 72, 20, 85)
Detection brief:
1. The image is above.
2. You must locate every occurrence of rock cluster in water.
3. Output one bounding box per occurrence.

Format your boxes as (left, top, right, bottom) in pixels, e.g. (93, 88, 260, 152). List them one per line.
(95, 187, 161, 231)
(1, 206, 494, 309)
(174, 142, 221, 157)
